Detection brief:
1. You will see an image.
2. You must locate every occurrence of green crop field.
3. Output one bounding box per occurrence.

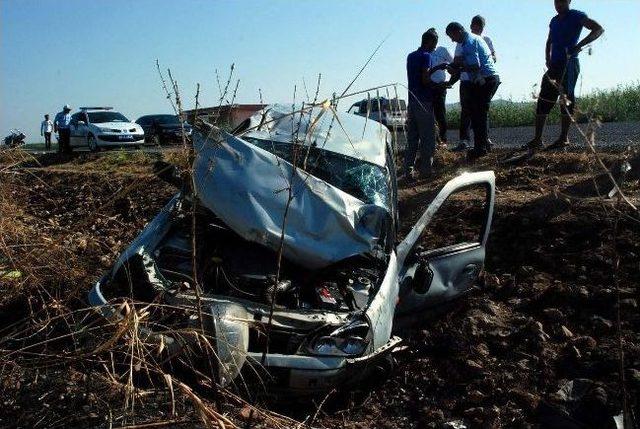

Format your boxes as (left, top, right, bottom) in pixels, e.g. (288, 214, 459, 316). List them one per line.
(446, 82, 640, 129)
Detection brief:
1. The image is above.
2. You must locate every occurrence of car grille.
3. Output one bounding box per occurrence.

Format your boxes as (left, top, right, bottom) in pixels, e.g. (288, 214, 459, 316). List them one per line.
(248, 327, 306, 355)
(99, 134, 145, 142)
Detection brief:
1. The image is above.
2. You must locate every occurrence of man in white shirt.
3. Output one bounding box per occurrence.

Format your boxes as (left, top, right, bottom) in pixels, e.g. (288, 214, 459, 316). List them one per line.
(471, 15, 497, 63)
(427, 28, 454, 146)
(40, 114, 53, 150)
(451, 42, 473, 152)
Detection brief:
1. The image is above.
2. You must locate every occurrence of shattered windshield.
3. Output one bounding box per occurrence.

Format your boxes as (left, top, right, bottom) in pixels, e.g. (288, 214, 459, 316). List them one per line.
(245, 138, 391, 209)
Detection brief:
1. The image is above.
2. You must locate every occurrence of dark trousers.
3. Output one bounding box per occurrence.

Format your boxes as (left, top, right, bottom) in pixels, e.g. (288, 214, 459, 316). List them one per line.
(536, 58, 580, 115)
(469, 76, 500, 152)
(431, 86, 447, 142)
(58, 128, 71, 154)
(44, 132, 52, 150)
(459, 80, 473, 141)
(404, 103, 435, 175)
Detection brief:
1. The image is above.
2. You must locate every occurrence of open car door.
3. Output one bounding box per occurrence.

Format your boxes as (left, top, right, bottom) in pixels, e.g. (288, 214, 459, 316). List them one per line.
(395, 171, 495, 319)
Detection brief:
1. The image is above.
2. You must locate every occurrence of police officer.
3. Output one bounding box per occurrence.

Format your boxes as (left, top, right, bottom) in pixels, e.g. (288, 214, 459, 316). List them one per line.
(54, 104, 72, 154)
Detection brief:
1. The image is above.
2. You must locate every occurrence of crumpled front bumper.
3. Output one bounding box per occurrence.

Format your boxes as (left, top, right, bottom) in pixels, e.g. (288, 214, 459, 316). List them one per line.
(244, 334, 401, 395)
(88, 279, 401, 395)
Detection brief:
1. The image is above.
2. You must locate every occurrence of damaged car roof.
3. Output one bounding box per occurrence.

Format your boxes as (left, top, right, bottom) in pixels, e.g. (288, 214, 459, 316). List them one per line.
(239, 104, 391, 168)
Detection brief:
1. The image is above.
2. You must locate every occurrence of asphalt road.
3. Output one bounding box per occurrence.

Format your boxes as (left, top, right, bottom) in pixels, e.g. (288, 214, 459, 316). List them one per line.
(20, 121, 638, 155)
(436, 120, 640, 148)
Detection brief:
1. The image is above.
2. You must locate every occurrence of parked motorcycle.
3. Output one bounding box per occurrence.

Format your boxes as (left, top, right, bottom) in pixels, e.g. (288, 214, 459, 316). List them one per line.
(3, 129, 26, 148)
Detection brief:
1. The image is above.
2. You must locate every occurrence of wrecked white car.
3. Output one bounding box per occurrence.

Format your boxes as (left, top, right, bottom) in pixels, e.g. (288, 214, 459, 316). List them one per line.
(88, 104, 495, 395)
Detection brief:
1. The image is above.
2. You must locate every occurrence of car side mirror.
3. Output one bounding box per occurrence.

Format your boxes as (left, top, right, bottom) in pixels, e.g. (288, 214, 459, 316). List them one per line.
(413, 258, 434, 295)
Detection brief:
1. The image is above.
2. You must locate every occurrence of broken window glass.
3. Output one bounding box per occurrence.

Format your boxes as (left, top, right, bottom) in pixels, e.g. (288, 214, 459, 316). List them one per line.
(244, 137, 390, 209)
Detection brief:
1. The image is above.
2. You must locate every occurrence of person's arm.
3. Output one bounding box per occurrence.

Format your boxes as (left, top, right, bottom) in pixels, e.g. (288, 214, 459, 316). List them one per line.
(447, 69, 461, 87)
(442, 48, 457, 86)
(545, 30, 552, 68)
(40, 121, 44, 136)
(571, 17, 604, 54)
(486, 37, 497, 62)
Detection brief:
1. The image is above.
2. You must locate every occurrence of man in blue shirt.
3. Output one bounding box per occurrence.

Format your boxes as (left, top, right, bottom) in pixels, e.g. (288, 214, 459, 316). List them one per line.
(54, 104, 72, 154)
(526, 0, 604, 151)
(404, 30, 446, 179)
(446, 22, 500, 160)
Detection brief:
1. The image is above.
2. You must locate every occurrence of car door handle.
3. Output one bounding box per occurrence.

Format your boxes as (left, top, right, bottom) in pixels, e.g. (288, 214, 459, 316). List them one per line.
(462, 264, 479, 278)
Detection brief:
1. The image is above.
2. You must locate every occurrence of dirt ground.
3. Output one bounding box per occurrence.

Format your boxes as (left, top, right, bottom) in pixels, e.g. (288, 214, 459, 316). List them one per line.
(0, 146, 638, 428)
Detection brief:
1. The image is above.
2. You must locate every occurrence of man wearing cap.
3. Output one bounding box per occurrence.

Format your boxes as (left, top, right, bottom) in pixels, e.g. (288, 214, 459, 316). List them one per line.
(446, 22, 500, 161)
(54, 104, 72, 154)
(525, 0, 604, 151)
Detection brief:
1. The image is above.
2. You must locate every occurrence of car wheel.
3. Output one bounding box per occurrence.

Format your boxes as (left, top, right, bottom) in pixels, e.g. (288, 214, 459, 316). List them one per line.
(87, 134, 100, 152)
(152, 134, 161, 146)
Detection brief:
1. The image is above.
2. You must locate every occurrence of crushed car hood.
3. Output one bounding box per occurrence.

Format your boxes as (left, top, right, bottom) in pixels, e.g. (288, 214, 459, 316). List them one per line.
(193, 105, 392, 269)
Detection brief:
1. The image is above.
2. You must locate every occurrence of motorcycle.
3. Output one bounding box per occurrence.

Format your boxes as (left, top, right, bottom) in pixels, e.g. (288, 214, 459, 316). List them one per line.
(3, 129, 27, 148)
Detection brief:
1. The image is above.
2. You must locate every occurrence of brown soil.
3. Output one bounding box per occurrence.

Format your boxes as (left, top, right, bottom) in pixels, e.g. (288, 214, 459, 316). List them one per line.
(0, 147, 638, 428)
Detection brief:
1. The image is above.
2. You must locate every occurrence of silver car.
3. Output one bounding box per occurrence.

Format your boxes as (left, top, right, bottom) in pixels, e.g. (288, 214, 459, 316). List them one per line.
(347, 97, 407, 130)
(88, 104, 495, 395)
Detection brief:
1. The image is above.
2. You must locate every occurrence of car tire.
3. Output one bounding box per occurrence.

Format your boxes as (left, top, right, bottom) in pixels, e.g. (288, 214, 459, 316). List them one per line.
(87, 134, 100, 152)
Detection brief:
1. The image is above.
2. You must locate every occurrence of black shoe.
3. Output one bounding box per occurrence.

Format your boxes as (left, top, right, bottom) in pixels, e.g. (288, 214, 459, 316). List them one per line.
(522, 139, 543, 151)
(417, 168, 433, 179)
(466, 148, 488, 162)
(546, 139, 569, 151)
(451, 141, 469, 152)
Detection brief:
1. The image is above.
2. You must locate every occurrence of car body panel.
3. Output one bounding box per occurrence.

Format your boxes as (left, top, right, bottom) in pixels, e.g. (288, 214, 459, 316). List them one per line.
(366, 251, 399, 349)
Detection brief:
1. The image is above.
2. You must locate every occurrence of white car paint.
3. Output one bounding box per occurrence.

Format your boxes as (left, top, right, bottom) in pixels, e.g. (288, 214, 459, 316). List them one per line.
(69, 109, 145, 150)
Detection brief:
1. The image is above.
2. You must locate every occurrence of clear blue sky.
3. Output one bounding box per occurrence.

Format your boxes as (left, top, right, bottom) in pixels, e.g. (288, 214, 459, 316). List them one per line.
(1, 0, 639, 141)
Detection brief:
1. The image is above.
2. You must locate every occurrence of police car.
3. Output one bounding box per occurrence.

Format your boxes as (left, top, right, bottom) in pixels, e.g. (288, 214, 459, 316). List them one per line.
(69, 107, 145, 151)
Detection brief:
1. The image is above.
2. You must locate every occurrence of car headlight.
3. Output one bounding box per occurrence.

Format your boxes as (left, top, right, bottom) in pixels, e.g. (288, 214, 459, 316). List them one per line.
(307, 319, 371, 357)
(97, 127, 111, 133)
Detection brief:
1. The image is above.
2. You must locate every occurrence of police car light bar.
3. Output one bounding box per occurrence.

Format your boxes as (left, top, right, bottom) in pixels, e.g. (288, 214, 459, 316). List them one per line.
(79, 107, 113, 111)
